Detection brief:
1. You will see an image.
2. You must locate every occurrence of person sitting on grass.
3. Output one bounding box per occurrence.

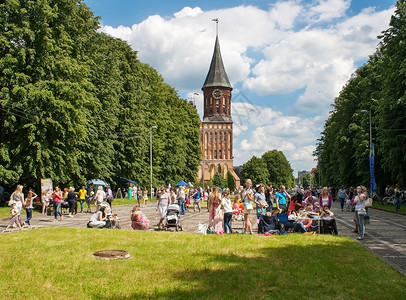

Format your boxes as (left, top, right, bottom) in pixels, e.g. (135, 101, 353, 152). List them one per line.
(88, 207, 107, 228)
(130, 205, 150, 230)
(3, 202, 22, 232)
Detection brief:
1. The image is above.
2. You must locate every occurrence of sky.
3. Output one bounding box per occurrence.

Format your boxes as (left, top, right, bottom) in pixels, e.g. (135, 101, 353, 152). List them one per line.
(84, 0, 396, 177)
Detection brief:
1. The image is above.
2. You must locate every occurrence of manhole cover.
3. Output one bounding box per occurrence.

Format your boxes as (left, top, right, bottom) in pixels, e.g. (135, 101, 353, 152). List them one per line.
(93, 250, 131, 260)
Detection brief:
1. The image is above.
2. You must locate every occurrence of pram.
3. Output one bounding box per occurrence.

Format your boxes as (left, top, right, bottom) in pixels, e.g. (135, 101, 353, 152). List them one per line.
(166, 203, 183, 231)
(319, 219, 338, 235)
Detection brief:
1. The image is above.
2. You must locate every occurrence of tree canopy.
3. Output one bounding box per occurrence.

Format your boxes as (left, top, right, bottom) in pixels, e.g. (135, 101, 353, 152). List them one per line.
(315, 0, 406, 189)
(0, 0, 201, 189)
(239, 150, 294, 188)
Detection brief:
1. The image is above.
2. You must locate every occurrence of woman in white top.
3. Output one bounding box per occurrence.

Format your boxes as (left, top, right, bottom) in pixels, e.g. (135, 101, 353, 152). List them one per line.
(354, 186, 366, 240)
(157, 187, 170, 230)
(10, 185, 25, 226)
(94, 186, 106, 211)
(241, 179, 254, 235)
(221, 188, 233, 234)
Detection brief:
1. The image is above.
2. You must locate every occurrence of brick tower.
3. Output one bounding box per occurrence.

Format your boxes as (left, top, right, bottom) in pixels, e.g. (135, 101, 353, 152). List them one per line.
(197, 34, 240, 188)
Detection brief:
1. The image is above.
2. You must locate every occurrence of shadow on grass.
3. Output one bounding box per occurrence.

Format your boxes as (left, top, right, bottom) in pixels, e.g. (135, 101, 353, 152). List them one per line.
(103, 237, 403, 300)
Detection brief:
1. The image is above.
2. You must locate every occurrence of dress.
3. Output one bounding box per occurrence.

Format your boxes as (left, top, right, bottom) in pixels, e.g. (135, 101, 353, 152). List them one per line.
(12, 192, 23, 215)
(158, 193, 170, 218)
(209, 195, 223, 232)
(131, 210, 150, 230)
(128, 187, 132, 200)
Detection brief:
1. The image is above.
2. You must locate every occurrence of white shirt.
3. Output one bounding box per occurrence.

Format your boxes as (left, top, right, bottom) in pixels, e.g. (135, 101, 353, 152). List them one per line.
(221, 197, 233, 213)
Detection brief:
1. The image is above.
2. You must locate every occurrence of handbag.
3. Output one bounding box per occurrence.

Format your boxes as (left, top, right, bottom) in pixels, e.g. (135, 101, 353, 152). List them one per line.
(357, 208, 366, 215)
(364, 197, 373, 208)
(244, 201, 253, 210)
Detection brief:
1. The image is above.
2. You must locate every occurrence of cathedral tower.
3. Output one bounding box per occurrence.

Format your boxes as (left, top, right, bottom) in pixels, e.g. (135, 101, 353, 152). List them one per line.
(198, 33, 240, 188)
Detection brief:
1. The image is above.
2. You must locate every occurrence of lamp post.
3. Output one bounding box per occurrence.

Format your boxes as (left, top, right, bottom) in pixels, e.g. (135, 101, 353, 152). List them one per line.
(202, 155, 207, 190)
(150, 126, 157, 199)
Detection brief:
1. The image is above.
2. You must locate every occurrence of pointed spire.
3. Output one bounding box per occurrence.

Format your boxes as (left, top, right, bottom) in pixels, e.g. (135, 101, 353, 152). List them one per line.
(202, 35, 232, 89)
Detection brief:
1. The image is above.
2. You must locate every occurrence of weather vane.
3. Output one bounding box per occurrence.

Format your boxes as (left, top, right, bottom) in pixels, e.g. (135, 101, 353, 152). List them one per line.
(212, 18, 219, 36)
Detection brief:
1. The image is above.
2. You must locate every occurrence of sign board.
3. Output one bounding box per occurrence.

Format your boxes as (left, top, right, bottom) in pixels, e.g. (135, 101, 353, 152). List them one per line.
(40, 178, 53, 195)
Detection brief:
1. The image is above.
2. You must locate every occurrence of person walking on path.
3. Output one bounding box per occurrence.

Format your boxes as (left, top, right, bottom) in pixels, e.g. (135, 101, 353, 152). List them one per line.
(241, 179, 254, 235)
(24, 188, 37, 227)
(128, 185, 132, 200)
(157, 187, 170, 230)
(209, 186, 223, 234)
(192, 187, 201, 212)
(338, 186, 346, 211)
(10, 185, 25, 226)
(67, 187, 77, 217)
(177, 186, 186, 215)
(52, 186, 63, 222)
(4, 202, 22, 232)
(221, 188, 233, 234)
(354, 186, 366, 240)
(78, 186, 87, 213)
(94, 186, 105, 211)
(143, 187, 148, 207)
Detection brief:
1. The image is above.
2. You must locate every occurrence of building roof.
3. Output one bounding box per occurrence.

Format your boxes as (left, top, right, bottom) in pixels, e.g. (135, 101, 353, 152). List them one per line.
(202, 36, 232, 89)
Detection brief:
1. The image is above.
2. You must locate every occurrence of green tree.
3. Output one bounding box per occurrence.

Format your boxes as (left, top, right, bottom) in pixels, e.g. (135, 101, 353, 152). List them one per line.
(227, 171, 236, 190)
(239, 156, 270, 187)
(0, 0, 202, 190)
(261, 150, 295, 188)
(0, 0, 99, 187)
(376, 0, 406, 184)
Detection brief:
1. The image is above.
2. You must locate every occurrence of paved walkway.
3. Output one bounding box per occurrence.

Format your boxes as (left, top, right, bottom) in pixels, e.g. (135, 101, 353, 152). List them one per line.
(2, 201, 406, 275)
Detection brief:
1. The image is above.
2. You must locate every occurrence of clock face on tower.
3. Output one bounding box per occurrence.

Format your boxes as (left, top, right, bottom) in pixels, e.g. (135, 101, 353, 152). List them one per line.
(212, 89, 222, 100)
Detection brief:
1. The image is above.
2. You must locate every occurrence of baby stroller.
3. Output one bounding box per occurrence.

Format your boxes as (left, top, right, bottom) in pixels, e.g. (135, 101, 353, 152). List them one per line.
(166, 203, 183, 231)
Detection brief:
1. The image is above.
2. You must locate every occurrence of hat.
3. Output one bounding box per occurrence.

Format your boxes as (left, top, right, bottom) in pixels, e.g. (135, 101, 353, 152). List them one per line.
(9, 200, 16, 206)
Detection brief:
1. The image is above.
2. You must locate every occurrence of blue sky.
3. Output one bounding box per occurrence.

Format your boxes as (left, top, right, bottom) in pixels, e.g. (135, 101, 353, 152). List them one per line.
(84, 0, 396, 177)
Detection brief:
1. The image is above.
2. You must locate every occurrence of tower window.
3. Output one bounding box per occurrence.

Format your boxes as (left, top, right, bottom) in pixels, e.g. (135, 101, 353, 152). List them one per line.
(219, 150, 222, 159)
(214, 133, 217, 141)
(210, 133, 212, 141)
(224, 133, 226, 141)
(214, 150, 217, 159)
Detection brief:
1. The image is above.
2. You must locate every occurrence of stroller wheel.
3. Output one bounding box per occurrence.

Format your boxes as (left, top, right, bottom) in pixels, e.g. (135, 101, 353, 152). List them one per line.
(175, 225, 179, 232)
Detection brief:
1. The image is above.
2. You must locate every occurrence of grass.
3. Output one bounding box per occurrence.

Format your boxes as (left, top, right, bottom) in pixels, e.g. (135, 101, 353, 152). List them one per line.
(1, 228, 405, 299)
(372, 202, 406, 214)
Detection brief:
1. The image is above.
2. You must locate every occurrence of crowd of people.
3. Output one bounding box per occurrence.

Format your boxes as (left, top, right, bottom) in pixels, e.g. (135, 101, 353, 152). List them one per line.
(4, 181, 403, 239)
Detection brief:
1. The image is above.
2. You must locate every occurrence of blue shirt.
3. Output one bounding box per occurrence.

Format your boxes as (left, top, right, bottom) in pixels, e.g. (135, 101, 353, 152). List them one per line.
(194, 190, 200, 200)
(275, 192, 287, 205)
(339, 189, 346, 198)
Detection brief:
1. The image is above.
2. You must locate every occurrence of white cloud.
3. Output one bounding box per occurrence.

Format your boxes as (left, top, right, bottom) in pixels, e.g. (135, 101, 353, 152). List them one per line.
(231, 102, 323, 171)
(99, 2, 395, 174)
(307, 0, 351, 23)
(173, 6, 203, 18)
(269, 1, 303, 29)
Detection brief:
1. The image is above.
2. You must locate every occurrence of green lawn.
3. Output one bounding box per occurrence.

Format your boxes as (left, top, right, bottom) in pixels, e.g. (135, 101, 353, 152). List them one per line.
(372, 202, 406, 214)
(1, 228, 405, 299)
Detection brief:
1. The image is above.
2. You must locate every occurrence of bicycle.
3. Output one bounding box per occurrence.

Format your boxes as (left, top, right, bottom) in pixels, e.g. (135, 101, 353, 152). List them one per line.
(370, 190, 383, 205)
(382, 195, 397, 206)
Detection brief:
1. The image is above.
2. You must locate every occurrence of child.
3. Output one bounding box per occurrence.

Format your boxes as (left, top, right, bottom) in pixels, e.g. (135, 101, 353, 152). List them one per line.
(4, 202, 22, 232)
(232, 194, 244, 221)
(345, 195, 351, 212)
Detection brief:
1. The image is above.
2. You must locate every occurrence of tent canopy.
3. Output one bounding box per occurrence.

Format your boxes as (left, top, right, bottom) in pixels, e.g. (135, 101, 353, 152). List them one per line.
(116, 178, 137, 185)
(87, 179, 108, 187)
(176, 180, 188, 187)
